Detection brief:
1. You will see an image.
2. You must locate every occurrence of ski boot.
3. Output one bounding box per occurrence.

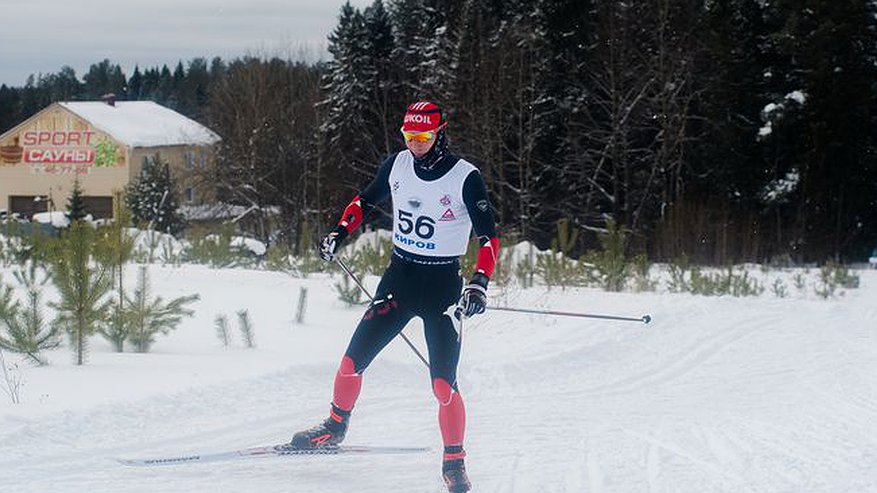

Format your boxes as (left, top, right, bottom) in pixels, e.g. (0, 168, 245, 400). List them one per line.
(287, 404, 351, 450)
(442, 446, 471, 493)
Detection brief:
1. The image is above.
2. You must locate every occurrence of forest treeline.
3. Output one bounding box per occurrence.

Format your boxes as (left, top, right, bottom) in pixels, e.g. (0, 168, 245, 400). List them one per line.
(1, 0, 875, 265)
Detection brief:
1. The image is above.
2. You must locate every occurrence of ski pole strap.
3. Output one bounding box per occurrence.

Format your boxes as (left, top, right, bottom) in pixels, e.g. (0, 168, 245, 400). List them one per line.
(488, 306, 651, 324)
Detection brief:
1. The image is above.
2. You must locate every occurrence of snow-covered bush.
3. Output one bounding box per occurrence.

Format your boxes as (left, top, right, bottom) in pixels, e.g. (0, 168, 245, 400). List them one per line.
(185, 224, 258, 268)
(688, 266, 764, 297)
(815, 261, 860, 299)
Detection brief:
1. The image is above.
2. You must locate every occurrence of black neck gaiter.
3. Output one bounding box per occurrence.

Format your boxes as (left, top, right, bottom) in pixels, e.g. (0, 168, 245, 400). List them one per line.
(413, 130, 448, 171)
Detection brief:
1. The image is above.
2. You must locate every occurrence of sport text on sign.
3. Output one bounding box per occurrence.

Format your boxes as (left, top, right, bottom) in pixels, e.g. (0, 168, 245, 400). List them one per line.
(22, 131, 96, 147)
(18, 131, 120, 172)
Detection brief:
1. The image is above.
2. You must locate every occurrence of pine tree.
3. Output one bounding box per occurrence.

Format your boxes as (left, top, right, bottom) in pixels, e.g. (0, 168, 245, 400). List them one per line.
(125, 155, 186, 236)
(47, 221, 113, 365)
(125, 266, 199, 353)
(95, 193, 138, 352)
(0, 264, 60, 366)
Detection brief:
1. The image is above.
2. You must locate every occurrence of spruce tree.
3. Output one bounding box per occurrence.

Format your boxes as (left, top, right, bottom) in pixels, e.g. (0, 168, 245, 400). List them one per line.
(128, 66, 143, 100)
(66, 177, 87, 222)
(765, 0, 877, 260)
(125, 155, 186, 237)
(362, 0, 399, 156)
(82, 59, 125, 100)
(320, 3, 372, 178)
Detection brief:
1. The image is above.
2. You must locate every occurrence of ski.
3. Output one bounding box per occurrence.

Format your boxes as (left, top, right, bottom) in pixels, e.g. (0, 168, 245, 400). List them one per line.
(118, 444, 429, 467)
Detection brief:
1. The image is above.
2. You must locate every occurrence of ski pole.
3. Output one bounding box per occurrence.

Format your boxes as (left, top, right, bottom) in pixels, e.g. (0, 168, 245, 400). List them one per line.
(335, 257, 430, 368)
(489, 306, 651, 324)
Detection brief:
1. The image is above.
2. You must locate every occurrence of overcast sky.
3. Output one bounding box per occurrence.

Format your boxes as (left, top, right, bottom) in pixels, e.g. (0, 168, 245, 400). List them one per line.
(0, 0, 374, 87)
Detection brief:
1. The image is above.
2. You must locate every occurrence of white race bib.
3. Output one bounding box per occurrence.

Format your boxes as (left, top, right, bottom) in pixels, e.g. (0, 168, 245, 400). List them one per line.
(388, 152, 476, 257)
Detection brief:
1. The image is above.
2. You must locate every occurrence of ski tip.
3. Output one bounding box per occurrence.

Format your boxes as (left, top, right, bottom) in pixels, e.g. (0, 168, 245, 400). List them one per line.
(642, 314, 652, 325)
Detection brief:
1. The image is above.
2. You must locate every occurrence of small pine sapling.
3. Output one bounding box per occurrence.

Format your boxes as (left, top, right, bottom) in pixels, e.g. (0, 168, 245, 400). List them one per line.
(237, 309, 255, 348)
(125, 266, 200, 353)
(334, 274, 363, 307)
(47, 221, 113, 365)
(0, 348, 23, 404)
(215, 314, 230, 348)
(1, 263, 60, 365)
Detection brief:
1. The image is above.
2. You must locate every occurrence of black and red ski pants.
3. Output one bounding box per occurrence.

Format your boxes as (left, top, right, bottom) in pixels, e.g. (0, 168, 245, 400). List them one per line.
(331, 251, 467, 450)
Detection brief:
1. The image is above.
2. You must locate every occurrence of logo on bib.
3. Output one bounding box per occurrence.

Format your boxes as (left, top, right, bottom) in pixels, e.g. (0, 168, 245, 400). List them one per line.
(394, 232, 436, 251)
(439, 208, 456, 221)
(440, 194, 452, 206)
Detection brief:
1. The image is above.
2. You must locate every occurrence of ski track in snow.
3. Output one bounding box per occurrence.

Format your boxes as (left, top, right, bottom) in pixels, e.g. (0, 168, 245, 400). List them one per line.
(1, 267, 876, 493)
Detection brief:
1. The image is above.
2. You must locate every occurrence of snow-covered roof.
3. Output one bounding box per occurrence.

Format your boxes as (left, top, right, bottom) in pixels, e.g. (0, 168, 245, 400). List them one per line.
(58, 101, 220, 148)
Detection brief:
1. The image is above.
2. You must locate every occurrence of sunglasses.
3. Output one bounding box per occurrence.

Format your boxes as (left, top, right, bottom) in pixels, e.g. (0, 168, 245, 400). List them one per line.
(400, 122, 446, 143)
(401, 128, 437, 143)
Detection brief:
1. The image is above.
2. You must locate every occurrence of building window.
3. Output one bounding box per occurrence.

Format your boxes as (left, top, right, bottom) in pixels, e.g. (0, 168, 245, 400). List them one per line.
(184, 187, 194, 203)
(184, 151, 195, 170)
(200, 149, 208, 168)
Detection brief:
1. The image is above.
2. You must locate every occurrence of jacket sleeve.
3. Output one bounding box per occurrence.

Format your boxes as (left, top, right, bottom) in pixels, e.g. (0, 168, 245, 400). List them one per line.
(462, 170, 499, 278)
(335, 154, 396, 233)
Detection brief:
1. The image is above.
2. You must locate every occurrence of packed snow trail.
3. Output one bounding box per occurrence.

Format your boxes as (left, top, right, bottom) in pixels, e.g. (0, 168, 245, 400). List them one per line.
(1, 266, 876, 492)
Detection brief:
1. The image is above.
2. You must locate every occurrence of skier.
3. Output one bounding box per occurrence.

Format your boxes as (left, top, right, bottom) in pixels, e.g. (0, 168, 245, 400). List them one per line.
(288, 101, 499, 493)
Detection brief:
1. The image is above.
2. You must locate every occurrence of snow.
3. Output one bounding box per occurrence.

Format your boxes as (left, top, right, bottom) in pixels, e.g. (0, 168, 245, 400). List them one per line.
(1, 261, 876, 493)
(59, 102, 220, 148)
(230, 237, 267, 257)
(761, 170, 800, 204)
(785, 90, 807, 105)
(31, 211, 70, 228)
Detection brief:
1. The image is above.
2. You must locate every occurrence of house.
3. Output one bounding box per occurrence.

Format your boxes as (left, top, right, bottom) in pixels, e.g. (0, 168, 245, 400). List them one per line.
(0, 96, 220, 219)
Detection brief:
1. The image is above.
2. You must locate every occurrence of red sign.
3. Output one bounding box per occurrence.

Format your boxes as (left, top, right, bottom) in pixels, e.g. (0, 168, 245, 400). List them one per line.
(21, 131, 97, 167)
(25, 148, 95, 164)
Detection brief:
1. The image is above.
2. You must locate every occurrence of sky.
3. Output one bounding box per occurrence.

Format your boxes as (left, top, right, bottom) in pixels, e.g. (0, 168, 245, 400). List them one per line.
(0, 0, 374, 87)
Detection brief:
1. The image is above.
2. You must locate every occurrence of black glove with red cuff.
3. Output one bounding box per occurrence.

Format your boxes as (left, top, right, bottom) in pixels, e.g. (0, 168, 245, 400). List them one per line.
(458, 272, 489, 318)
(318, 225, 349, 262)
